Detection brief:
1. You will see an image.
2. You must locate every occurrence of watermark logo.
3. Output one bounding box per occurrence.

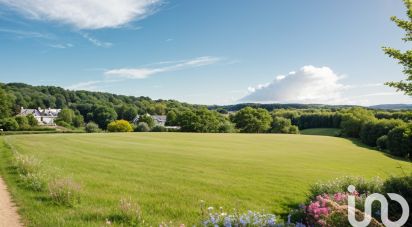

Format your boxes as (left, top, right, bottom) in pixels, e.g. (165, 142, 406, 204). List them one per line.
(347, 185, 409, 227)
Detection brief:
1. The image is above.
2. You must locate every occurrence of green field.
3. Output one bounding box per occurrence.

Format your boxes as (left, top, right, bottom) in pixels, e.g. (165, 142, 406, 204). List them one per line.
(1, 133, 411, 226)
(300, 128, 340, 136)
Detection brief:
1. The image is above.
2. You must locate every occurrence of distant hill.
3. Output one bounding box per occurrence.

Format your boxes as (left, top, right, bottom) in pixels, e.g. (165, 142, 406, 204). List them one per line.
(368, 104, 412, 110)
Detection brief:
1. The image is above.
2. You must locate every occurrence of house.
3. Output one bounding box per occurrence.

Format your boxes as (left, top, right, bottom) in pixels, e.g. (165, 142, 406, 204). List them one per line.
(133, 114, 167, 126)
(18, 107, 61, 125)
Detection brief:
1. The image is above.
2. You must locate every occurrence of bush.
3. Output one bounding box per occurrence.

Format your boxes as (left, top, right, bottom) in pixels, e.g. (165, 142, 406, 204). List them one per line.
(107, 120, 133, 132)
(0, 118, 19, 131)
(56, 120, 73, 129)
(135, 122, 150, 132)
(137, 114, 155, 128)
(85, 122, 100, 133)
(27, 114, 38, 127)
(382, 174, 412, 226)
(309, 176, 383, 199)
(387, 124, 412, 157)
(270, 117, 299, 134)
(359, 119, 404, 147)
(48, 178, 81, 207)
(151, 125, 167, 132)
(376, 135, 388, 150)
(15, 116, 30, 130)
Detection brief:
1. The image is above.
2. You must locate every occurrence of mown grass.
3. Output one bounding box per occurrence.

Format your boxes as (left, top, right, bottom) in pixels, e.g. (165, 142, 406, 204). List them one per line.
(0, 133, 411, 226)
(300, 128, 340, 136)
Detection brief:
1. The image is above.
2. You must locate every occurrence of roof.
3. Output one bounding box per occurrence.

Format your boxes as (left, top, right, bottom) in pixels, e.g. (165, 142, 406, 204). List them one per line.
(18, 108, 61, 117)
(152, 115, 167, 123)
(18, 109, 42, 117)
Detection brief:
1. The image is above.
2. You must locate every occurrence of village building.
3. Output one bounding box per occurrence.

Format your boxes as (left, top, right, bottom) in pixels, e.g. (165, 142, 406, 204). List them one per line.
(132, 114, 167, 126)
(17, 107, 61, 125)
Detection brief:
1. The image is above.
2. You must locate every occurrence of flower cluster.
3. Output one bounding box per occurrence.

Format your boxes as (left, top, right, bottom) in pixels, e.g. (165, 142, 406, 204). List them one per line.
(200, 203, 277, 227)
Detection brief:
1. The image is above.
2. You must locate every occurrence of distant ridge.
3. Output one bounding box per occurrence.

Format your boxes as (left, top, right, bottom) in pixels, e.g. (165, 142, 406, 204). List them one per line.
(368, 104, 412, 110)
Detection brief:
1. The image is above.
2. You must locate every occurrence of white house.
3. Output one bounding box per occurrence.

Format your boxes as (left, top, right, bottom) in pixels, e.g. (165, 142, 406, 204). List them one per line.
(133, 114, 167, 126)
(18, 107, 61, 125)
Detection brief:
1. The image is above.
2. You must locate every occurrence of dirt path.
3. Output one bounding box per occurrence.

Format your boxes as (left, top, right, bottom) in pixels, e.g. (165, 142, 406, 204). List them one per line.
(0, 177, 22, 227)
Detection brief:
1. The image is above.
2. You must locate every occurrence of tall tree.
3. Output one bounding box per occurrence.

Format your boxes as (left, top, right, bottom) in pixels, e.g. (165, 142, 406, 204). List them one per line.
(383, 0, 412, 94)
(0, 87, 12, 119)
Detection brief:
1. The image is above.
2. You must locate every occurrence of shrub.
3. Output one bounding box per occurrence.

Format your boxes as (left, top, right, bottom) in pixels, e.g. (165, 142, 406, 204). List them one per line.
(85, 122, 100, 133)
(270, 117, 299, 134)
(135, 122, 150, 132)
(107, 120, 133, 132)
(0, 118, 19, 131)
(382, 174, 412, 226)
(376, 135, 388, 150)
(56, 121, 73, 129)
(151, 125, 167, 132)
(48, 178, 81, 207)
(15, 116, 30, 130)
(360, 119, 404, 147)
(26, 114, 38, 127)
(138, 115, 155, 128)
(387, 124, 412, 157)
(309, 176, 383, 199)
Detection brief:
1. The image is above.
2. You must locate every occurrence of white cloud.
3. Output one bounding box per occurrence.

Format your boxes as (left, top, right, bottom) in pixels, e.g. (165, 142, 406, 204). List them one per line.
(241, 65, 345, 104)
(81, 33, 112, 47)
(0, 28, 53, 39)
(105, 56, 221, 79)
(65, 80, 103, 91)
(49, 43, 73, 49)
(0, 0, 162, 29)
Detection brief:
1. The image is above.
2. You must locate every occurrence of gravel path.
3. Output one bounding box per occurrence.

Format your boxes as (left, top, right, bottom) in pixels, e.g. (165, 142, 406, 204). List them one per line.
(0, 177, 22, 227)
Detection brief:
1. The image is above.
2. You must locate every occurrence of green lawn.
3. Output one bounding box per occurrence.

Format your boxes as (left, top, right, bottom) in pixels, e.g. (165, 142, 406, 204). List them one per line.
(0, 133, 411, 226)
(300, 128, 340, 136)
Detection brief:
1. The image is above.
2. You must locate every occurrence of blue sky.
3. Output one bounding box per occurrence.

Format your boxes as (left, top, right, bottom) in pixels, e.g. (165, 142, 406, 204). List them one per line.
(0, 0, 411, 105)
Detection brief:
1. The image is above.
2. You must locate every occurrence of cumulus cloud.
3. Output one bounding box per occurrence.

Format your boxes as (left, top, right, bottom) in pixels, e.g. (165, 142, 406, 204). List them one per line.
(241, 65, 345, 104)
(0, 0, 162, 29)
(105, 56, 221, 79)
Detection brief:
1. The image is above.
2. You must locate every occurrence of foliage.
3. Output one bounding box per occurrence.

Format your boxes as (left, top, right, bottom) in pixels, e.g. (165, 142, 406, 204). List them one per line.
(48, 177, 81, 207)
(0, 117, 19, 131)
(85, 122, 100, 133)
(387, 124, 412, 157)
(57, 108, 75, 125)
(151, 125, 167, 132)
(309, 176, 383, 199)
(376, 135, 388, 150)
(175, 108, 229, 133)
(270, 116, 299, 134)
(15, 115, 30, 130)
(0, 87, 13, 118)
(383, 0, 412, 94)
(382, 174, 412, 226)
(116, 104, 138, 121)
(72, 115, 84, 128)
(340, 107, 375, 137)
(231, 107, 272, 133)
(92, 105, 118, 129)
(26, 114, 38, 127)
(138, 114, 155, 128)
(135, 122, 150, 132)
(359, 119, 404, 147)
(107, 120, 133, 132)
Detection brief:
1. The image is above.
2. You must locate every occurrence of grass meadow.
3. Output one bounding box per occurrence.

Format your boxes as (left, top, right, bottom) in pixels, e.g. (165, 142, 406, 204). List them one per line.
(0, 133, 411, 226)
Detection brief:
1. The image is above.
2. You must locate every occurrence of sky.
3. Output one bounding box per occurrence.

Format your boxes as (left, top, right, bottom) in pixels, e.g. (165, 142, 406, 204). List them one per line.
(0, 0, 411, 106)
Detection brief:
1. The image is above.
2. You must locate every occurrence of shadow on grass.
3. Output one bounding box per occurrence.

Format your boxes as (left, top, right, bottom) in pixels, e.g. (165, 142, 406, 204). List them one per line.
(347, 138, 411, 163)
